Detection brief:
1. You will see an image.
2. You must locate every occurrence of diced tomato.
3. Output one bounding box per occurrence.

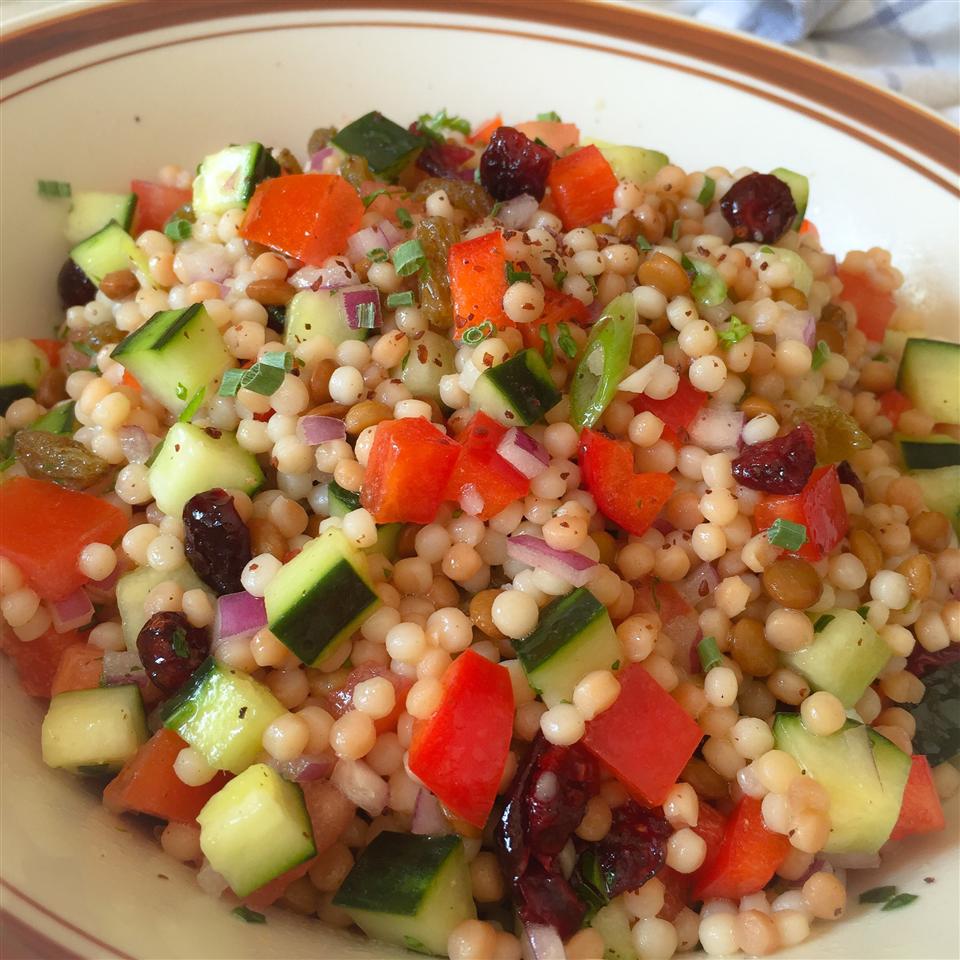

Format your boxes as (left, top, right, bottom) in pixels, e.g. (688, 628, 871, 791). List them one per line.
(468, 114, 502, 145)
(327, 662, 412, 735)
(693, 801, 729, 868)
(546, 145, 618, 230)
(579, 428, 675, 536)
(582, 664, 702, 806)
(660, 801, 728, 919)
(800, 465, 848, 557)
(889, 755, 946, 841)
(30, 339, 61, 369)
(444, 413, 531, 520)
(799, 219, 816, 236)
(240, 174, 364, 266)
(50, 643, 103, 696)
(356, 179, 421, 224)
(0, 626, 85, 698)
(408, 649, 514, 828)
(691, 796, 790, 901)
(660, 425, 682, 451)
(103, 729, 231, 823)
(448, 231, 513, 341)
(515, 121, 580, 154)
(754, 494, 820, 561)
(837, 267, 897, 343)
(658, 868, 690, 922)
(879, 388, 912, 428)
(0, 478, 127, 601)
(631, 376, 707, 434)
(360, 417, 460, 524)
(130, 180, 191, 235)
(121, 370, 141, 390)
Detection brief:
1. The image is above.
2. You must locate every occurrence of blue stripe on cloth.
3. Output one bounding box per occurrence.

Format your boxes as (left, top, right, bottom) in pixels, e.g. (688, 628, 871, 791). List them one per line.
(823, 0, 929, 37)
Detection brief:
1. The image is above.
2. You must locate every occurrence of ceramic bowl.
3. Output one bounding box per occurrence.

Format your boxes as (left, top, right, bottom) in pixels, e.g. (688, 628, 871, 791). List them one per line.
(1, 3, 957, 958)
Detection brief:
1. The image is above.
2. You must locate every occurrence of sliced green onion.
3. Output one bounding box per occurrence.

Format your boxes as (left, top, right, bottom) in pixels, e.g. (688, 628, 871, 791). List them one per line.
(683, 256, 728, 307)
(387, 290, 415, 308)
(38, 179, 71, 198)
(767, 517, 808, 551)
(856, 604, 869, 619)
(718, 315, 752, 347)
(813, 613, 835, 633)
(461, 319, 495, 346)
(539, 324, 555, 367)
(811, 339, 831, 370)
(557, 323, 578, 359)
(536, 110, 563, 122)
(356, 302, 378, 329)
(231, 906, 267, 924)
(178, 386, 205, 423)
(881, 893, 918, 911)
(175, 382, 188, 401)
(698, 636, 722, 673)
(636, 235, 652, 252)
(164, 217, 192, 242)
(506, 262, 532, 285)
(696, 175, 716, 207)
(391, 239, 427, 277)
(490, 201, 503, 218)
(396, 207, 414, 229)
(671, 219, 681, 241)
(859, 886, 898, 904)
(361, 188, 389, 208)
(367, 247, 389, 263)
(218, 351, 292, 397)
(553, 268, 568, 288)
(417, 108, 471, 138)
(259, 351, 293, 371)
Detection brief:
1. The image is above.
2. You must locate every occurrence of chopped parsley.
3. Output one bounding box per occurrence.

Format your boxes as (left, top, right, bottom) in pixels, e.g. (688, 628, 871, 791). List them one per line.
(171, 628, 189, 659)
(37, 179, 71, 198)
(636, 235, 652, 252)
(811, 339, 831, 370)
(386, 290, 415, 309)
(553, 268, 568, 288)
(231, 906, 266, 924)
(767, 517, 807, 551)
(505, 262, 532, 285)
(536, 110, 563, 122)
(813, 613, 836, 633)
(175, 382, 188, 401)
(859, 886, 898, 903)
(557, 322, 578, 359)
(696, 175, 716, 207)
(219, 351, 293, 398)
(697, 635, 723, 673)
(539, 324, 555, 367)
(391, 239, 427, 277)
(718, 315, 752, 347)
(178, 386, 205, 423)
(416, 108, 472, 139)
(881, 893, 919, 911)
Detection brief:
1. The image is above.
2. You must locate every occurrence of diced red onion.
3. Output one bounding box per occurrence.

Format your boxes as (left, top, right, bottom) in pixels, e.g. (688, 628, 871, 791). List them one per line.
(687, 407, 744, 452)
(506, 534, 597, 588)
(85, 564, 122, 603)
(497, 193, 539, 230)
(197, 860, 229, 898)
(331, 758, 388, 816)
(675, 562, 720, 608)
(497, 427, 549, 479)
(522, 924, 566, 960)
(118, 425, 154, 464)
(290, 258, 358, 291)
(459, 484, 485, 518)
(411, 788, 451, 835)
(776, 309, 816, 348)
(214, 591, 267, 645)
(347, 225, 389, 264)
(60, 342, 95, 373)
(380, 220, 405, 247)
(307, 146, 334, 171)
(339, 283, 382, 330)
(268, 754, 335, 783)
(102, 650, 149, 690)
(51, 588, 94, 633)
(297, 415, 346, 446)
(289, 265, 324, 290)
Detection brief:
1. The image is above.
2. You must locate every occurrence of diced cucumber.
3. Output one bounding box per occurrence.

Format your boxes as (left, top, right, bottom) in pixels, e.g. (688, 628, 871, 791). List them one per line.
(116, 563, 211, 652)
(111, 304, 233, 415)
(910, 465, 960, 534)
(765, 247, 812, 295)
(264, 527, 380, 665)
(470, 348, 561, 427)
(397, 330, 456, 401)
(147, 422, 263, 517)
(781, 609, 890, 708)
(591, 899, 638, 960)
(197, 763, 315, 897)
(162, 657, 285, 773)
(514, 587, 621, 707)
(65, 191, 137, 246)
(41, 685, 147, 776)
(285, 289, 367, 349)
(192, 142, 280, 216)
(326, 481, 402, 559)
(372, 523, 403, 562)
(770, 167, 809, 230)
(0, 338, 49, 413)
(333, 832, 475, 956)
(897, 338, 960, 425)
(69, 220, 148, 286)
(582, 137, 669, 185)
(898, 434, 960, 470)
(30, 400, 77, 435)
(773, 714, 910, 853)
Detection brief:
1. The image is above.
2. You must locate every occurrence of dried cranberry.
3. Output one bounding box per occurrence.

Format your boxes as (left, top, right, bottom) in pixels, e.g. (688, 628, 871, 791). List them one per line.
(416, 142, 474, 182)
(479, 126, 554, 202)
(836, 460, 865, 499)
(720, 172, 797, 244)
(907, 643, 960, 679)
(136, 611, 209, 694)
(590, 801, 671, 898)
(732, 424, 816, 494)
(182, 488, 252, 595)
(516, 860, 587, 940)
(57, 258, 96, 308)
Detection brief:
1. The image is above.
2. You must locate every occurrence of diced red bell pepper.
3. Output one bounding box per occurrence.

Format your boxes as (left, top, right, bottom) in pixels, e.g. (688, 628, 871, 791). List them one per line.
(0, 625, 85, 698)
(889, 755, 946, 841)
(546, 145, 618, 230)
(30, 339, 61, 369)
(799, 219, 817, 236)
(582, 664, 702, 806)
(448, 231, 513, 341)
(515, 121, 580, 154)
(444, 412, 531, 520)
(130, 180, 191, 235)
(521, 289, 591, 355)
(754, 494, 820, 562)
(579, 428, 675, 536)
(659, 801, 729, 918)
(838, 268, 897, 343)
(103, 729, 231, 823)
(240, 174, 364, 266)
(360, 417, 460, 524)
(408, 649, 514, 828)
(631, 376, 707, 434)
(632, 579, 700, 668)
(0, 478, 127, 601)
(878, 388, 912, 428)
(800, 465, 848, 557)
(691, 796, 790, 901)
(50, 643, 104, 696)
(693, 801, 729, 867)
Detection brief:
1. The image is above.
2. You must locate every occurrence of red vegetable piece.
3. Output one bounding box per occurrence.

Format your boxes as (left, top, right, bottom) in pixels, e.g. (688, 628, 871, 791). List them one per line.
(0, 625, 84, 698)
(579, 428, 675, 536)
(0, 478, 127, 601)
(659, 801, 728, 919)
(630, 376, 707, 433)
(838, 268, 897, 343)
(468, 115, 502, 145)
(546, 145, 618, 230)
(514, 121, 581, 155)
(582, 664, 702, 806)
(754, 494, 821, 562)
(521, 289, 591, 354)
(130, 180, 192, 235)
(691, 796, 790, 901)
(360, 417, 460, 524)
(889, 755, 946, 841)
(878, 388, 912, 428)
(444, 412, 531, 520)
(30, 339, 62, 369)
(240, 174, 364, 266)
(50, 643, 104, 696)
(800, 465, 848, 557)
(448, 231, 513, 341)
(328, 662, 412, 734)
(408, 649, 514, 828)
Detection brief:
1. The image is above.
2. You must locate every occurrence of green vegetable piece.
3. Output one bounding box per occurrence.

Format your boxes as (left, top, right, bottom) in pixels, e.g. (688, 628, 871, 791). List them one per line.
(219, 351, 292, 398)
(164, 218, 192, 242)
(859, 885, 898, 903)
(387, 291, 415, 309)
(232, 906, 267, 923)
(813, 614, 836, 632)
(331, 111, 423, 179)
(682, 256, 728, 307)
(907, 660, 960, 765)
(396, 207, 413, 229)
(881, 893, 918, 911)
(569, 292, 636, 430)
(698, 636, 722, 673)
(718, 315, 752, 348)
(417, 108, 471, 138)
(767, 518, 808, 551)
(696, 175, 716, 207)
(506, 262, 532, 285)
(38, 179, 71, 198)
(811, 339, 831, 370)
(178, 387, 205, 423)
(536, 111, 563, 122)
(392, 239, 427, 278)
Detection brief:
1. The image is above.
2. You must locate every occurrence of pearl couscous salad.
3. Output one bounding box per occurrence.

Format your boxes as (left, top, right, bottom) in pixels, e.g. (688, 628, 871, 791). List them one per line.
(2, 109, 958, 960)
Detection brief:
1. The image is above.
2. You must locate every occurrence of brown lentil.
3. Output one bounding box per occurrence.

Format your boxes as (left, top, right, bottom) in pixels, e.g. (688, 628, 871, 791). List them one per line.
(761, 558, 822, 609)
(637, 252, 691, 298)
(631, 330, 662, 367)
(344, 399, 392, 435)
(308, 358, 337, 405)
(897, 553, 933, 599)
(245, 277, 295, 306)
(615, 212, 641, 243)
(308, 401, 350, 419)
(249, 517, 287, 560)
(730, 618, 779, 677)
(814, 320, 845, 354)
(909, 510, 952, 552)
(740, 394, 778, 419)
(680, 757, 728, 800)
(99, 268, 139, 300)
(772, 286, 808, 310)
(850, 528, 884, 577)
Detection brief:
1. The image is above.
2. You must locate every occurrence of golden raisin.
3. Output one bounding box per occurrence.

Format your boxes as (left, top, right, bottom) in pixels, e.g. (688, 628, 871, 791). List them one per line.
(761, 557, 822, 609)
(637, 252, 690, 298)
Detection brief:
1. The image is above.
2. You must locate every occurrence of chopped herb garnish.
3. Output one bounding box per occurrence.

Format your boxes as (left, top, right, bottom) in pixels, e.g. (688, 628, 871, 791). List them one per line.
(366, 247, 389, 263)
(74, 342, 98, 359)
(767, 517, 808, 551)
(697, 175, 716, 207)
(386, 290, 415, 309)
(611, 660, 621, 671)
(164, 217, 192, 241)
(171, 628, 189, 659)
(356, 301, 378, 329)
(403, 936, 431, 955)
(553, 268, 568, 288)
(813, 614, 836, 633)
(539, 324, 555, 367)
(331, 111, 423, 179)
(396, 207, 413, 229)
(811, 339, 831, 370)
(38, 179, 71, 198)
(178, 386, 205, 423)
(857, 604, 870, 619)
(361, 187, 390, 208)
(391, 239, 427, 277)
(671, 219, 681, 241)
(416, 108, 471, 139)
(218, 351, 293, 398)
(881, 893, 918, 911)
(175, 382, 188, 401)
(536, 110, 563, 122)
(760, 245, 775, 254)
(461, 319, 495, 346)
(718, 315, 752, 347)
(698, 636, 723, 673)
(491, 201, 503, 218)
(636, 235, 653, 252)
(860, 886, 898, 903)
(585, 274, 598, 295)
(534, 136, 550, 148)
(0, 456, 15, 473)
(506, 262, 532, 285)
(231, 906, 266, 924)
(557, 323, 578, 359)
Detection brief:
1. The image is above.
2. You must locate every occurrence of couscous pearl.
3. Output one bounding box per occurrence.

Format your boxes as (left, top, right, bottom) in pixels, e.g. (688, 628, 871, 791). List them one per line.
(870, 570, 911, 609)
(425, 607, 473, 653)
(1, 587, 40, 627)
(491, 589, 539, 639)
(731, 717, 774, 759)
(800, 690, 846, 736)
(146, 533, 185, 572)
(329, 366, 365, 404)
(77, 542, 117, 582)
(502, 282, 544, 324)
(688, 355, 727, 392)
(773, 910, 810, 947)
(698, 914, 738, 957)
(624, 877, 666, 920)
(263, 712, 310, 761)
(764, 607, 814, 652)
(734, 910, 779, 956)
(540, 703, 586, 746)
(330, 711, 376, 759)
(241, 553, 282, 597)
(632, 917, 678, 960)
(448, 919, 498, 960)
(181, 588, 214, 628)
(174, 746, 216, 786)
(666, 827, 707, 874)
(801, 871, 846, 920)
(385, 622, 427, 663)
(754, 750, 801, 793)
(573, 670, 621, 721)
(352, 677, 396, 720)
(704, 666, 739, 707)
(160, 822, 202, 863)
